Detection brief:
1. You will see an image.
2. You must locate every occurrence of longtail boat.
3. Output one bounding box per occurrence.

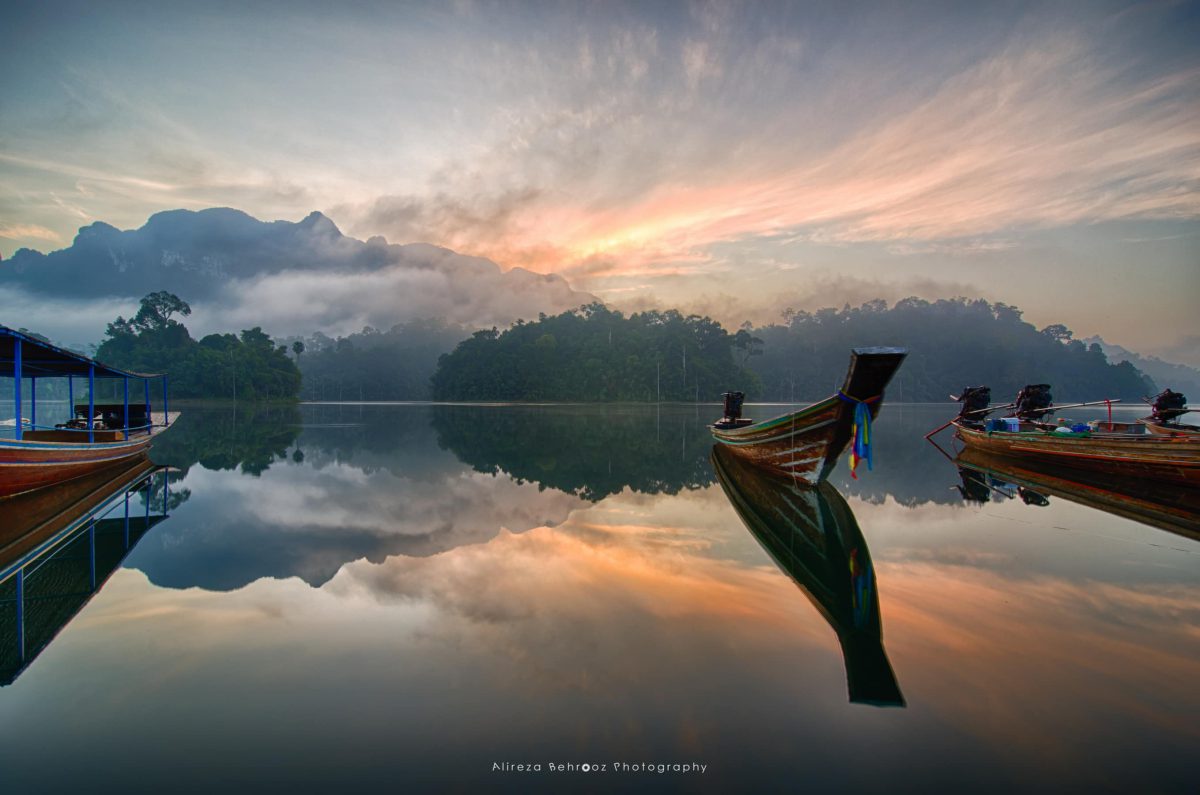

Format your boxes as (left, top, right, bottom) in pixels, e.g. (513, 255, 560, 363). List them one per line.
(948, 383, 1200, 487)
(0, 325, 175, 498)
(711, 444, 904, 706)
(0, 456, 171, 684)
(955, 447, 1199, 542)
(711, 347, 906, 482)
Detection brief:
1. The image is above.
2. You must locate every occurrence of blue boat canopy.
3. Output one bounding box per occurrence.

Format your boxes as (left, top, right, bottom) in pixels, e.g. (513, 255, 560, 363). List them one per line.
(0, 324, 161, 379)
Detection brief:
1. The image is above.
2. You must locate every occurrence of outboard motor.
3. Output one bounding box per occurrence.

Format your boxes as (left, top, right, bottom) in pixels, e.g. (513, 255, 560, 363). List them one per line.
(721, 391, 745, 422)
(954, 386, 991, 421)
(1018, 488, 1050, 507)
(955, 469, 991, 504)
(1150, 388, 1188, 423)
(1013, 384, 1053, 421)
(713, 391, 752, 430)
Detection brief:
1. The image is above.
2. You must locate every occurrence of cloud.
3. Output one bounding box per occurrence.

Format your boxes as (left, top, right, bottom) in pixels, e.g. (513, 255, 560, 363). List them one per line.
(132, 455, 589, 590)
(1153, 334, 1200, 369)
(1, 2, 1196, 348)
(608, 273, 984, 328)
(189, 256, 589, 338)
(0, 209, 596, 341)
(0, 287, 128, 347)
(0, 222, 63, 245)
(330, 21, 1198, 290)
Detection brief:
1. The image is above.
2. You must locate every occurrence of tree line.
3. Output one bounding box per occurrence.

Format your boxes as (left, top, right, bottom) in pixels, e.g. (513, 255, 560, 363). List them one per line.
(749, 298, 1154, 403)
(429, 303, 763, 402)
(95, 292, 301, 401)
(81, 292, 1160, 404)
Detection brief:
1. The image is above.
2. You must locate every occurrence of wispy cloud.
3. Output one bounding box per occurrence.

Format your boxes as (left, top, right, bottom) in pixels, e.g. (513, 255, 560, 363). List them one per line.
(1, 1, 1196, 347)
(327, 14, 1197, 305)
(0, 222, 62, 244)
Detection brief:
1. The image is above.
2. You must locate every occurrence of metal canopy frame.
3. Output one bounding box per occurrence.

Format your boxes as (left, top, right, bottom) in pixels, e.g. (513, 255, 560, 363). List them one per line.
(1, 326, 168, 442)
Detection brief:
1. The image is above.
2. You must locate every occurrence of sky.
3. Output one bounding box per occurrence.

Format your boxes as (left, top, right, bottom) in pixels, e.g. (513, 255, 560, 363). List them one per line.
(0, 0, 1197, 356)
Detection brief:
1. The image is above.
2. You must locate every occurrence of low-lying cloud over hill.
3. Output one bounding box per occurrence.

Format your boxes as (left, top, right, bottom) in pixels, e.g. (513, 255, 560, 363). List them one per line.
(1, 207, 595, 342)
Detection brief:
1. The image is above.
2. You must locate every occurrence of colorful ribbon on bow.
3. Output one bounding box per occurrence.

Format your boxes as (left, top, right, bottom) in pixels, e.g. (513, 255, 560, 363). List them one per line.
(837, 390, 881, 479)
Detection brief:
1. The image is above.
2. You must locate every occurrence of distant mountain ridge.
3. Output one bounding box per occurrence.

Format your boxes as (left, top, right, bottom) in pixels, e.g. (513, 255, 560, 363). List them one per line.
(0, 207, 595, 335)
(1081, 336, 1200, 397)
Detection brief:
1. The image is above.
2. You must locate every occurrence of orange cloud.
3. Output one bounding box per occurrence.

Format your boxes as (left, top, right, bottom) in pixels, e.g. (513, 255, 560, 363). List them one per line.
(348, 46, 1198, 292)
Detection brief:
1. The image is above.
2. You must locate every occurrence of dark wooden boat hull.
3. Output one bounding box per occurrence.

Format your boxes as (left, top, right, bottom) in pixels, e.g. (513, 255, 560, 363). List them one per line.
(0, 457, 167, 685)
(0, 418, 175, 499)
(711, 347, 906, 483)
(1140, 419, 1200, 439)
(954, 422, 1200, 486)
(0, 456, 157, 567)
(711, 444, 903, 706)
(955, 448, 1199, 542)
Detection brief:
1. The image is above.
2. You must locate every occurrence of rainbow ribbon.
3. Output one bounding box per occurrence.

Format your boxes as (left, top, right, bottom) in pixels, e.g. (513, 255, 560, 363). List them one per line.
(838, 391, 881, 480)
(848, 548, 873, 629)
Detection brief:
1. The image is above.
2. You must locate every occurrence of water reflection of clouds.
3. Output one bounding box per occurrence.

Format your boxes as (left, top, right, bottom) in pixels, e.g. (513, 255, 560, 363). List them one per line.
(126, 461, 588, 590)
(329, 519, 818, 691)
(849, 495, 1200, 586)
(11, 472, 1196, 792)
(881, 561, 1200, 755)
(321, 493, 1199, 785)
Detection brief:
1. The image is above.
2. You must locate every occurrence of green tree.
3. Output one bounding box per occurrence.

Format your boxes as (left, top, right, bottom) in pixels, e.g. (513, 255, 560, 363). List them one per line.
(95, 292, 301, 401)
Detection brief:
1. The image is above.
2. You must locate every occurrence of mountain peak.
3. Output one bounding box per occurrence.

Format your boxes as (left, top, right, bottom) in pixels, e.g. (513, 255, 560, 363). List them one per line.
(72, 220, 120, 245)
(298, 211, 341, 237)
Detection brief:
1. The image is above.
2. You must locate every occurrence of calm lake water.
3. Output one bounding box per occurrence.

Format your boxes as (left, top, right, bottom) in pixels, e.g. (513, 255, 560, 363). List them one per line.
(1, 401, 1196, 793)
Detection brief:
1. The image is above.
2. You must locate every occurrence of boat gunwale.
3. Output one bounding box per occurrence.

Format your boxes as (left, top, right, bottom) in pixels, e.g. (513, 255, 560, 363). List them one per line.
(0, 434, 157, 452)
(954, 420, 1200, 447)
(953, 421, 1200, 470)
(711, 395, 836, 438)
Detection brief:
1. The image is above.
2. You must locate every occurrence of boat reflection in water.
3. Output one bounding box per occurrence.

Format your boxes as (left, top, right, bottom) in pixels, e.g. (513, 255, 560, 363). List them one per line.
(0, 456, 172, 684)
(954, 448, 1200, 541)
(710, 445, 905, 707)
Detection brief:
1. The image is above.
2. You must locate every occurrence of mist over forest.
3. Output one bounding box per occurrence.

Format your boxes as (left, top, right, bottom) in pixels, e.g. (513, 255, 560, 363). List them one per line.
(3, 208, 1193, 405)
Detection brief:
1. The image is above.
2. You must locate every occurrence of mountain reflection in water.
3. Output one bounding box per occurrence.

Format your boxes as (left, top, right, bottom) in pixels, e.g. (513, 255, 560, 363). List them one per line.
(0, 402, 1194, 793)
(120, 402, 1197, 591)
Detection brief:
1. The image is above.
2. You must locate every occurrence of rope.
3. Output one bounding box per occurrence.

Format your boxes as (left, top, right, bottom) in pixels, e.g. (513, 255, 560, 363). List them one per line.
(837, 391, 881, 479)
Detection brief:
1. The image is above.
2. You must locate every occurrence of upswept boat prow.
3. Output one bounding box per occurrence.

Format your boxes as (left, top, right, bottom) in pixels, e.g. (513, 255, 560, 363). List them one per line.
(0, 325, 177, 498)
(711, 347, 907, 483)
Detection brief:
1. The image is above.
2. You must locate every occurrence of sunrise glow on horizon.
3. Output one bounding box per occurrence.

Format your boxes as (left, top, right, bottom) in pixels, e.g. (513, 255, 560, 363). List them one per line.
(1, 1, 1197, 354)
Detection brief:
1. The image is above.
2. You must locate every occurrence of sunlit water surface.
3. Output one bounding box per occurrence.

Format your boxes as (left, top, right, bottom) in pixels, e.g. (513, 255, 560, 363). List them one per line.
(0, 402, 1195, 793)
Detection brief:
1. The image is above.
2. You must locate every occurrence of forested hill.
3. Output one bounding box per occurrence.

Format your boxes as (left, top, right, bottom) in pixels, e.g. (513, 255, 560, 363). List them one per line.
(95, 292, 301, 400)
(431, 303, 763, 401)
(430, 298, 1157, 403)
(750, 298, 1155, 403)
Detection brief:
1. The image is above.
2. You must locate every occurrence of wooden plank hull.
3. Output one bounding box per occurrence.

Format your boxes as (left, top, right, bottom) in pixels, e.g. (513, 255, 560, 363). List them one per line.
(954, 422, 1200, 486)
(1140, 419, 1200, 439)
(711, 347, 906, 483)
(711, 445, 904, 707)
(0, 458, 167, 686)
(0, 456, 157, 574)
(0, 417, 176, 499)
